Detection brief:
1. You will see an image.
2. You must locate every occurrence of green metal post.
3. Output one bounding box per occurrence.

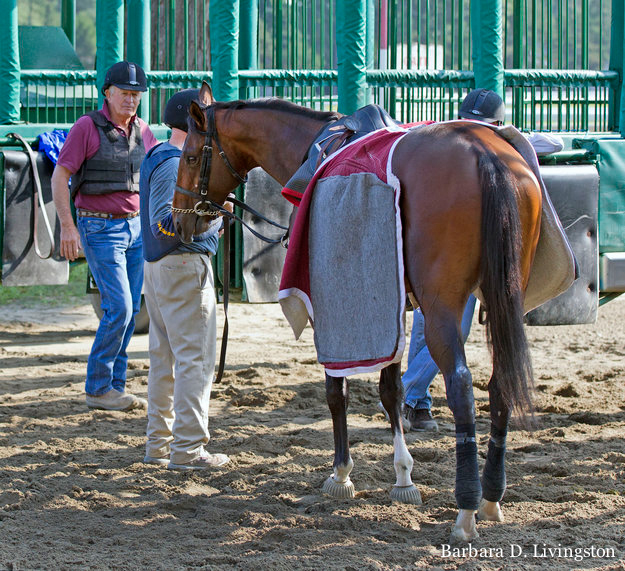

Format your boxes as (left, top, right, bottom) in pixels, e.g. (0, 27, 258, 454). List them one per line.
(366, 0, 375, 71)
(209, 0, 240, 101)
(239, 0, 258, 99)
(471, 0, 504, 97)
(237, 0, 257, 292)
(609, 0, 624, 133)
(336, 0, 367, 114)
(61, 0, 76, 46)
(169, 0, 175, 69)
(511, 0, 522, 124)
(96, 0, 124, 107)
(210, 0, 240, 291)
(0, 0, 20, 124)
(127, 0, 150, 122)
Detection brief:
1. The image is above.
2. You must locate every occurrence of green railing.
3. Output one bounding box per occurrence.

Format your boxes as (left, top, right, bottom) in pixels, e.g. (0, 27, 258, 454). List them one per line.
(240, 69, 338, 109)
(366, 69, 474, 122)
(505, 69, 619, 131)
(19, 70, 97, 124)
(258, 0, 336, 70)
(15, 66, 617, 131)
(10, 1, 618, 132)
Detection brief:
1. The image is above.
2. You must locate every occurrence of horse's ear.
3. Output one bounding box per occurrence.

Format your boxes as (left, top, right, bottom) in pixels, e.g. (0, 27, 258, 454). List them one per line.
(189, 100, 206, 131)
(199, 81, 214, 106)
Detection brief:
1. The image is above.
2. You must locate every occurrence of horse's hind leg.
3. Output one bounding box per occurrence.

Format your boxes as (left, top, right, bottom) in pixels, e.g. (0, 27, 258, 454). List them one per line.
(322, 374, 355, 498)
(478, 378, 511, 522)
(423, 305, 481, 542)
(379, 362, 421, 504)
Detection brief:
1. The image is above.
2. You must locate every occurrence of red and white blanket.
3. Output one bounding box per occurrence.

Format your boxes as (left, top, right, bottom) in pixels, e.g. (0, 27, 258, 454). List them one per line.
(278, 127, 409, 377)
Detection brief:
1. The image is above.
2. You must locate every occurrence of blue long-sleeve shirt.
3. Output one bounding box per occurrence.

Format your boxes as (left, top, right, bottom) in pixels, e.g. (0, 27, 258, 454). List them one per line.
(139, 142, 220, 262)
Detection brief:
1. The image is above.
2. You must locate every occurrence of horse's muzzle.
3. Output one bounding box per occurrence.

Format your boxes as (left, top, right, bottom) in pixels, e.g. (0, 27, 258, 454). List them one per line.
(174, 215, 196, 244)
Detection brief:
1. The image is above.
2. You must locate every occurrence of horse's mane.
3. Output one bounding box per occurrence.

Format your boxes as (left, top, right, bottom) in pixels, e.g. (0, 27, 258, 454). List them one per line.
(210, 98, 342, 122)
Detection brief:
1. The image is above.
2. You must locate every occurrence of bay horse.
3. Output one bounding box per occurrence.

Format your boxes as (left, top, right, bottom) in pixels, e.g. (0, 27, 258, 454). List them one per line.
(172, 81, 542, 543)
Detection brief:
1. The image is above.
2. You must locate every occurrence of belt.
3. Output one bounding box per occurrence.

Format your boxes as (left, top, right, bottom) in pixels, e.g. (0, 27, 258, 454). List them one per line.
(77, 209, 139, 220)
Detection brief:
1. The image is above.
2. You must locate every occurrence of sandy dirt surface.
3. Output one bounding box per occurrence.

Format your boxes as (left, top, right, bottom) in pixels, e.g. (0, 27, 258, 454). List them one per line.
(0, 297, 624, 570)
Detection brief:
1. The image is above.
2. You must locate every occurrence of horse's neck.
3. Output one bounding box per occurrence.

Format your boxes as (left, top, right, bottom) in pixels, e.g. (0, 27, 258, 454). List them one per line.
(227, 110, 327, 186)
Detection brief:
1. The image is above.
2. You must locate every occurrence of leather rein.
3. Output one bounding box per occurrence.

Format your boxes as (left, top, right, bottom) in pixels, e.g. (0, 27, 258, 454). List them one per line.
(171, 106, 289, 384)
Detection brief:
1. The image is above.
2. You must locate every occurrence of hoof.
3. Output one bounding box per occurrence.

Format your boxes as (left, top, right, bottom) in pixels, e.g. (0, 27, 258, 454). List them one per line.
(449, 525, 479, 544)
(478, 498, 504, 522)
(449, 509, 478, 543)
(322, 475, 355, 499)
(390, 484, 422, 505)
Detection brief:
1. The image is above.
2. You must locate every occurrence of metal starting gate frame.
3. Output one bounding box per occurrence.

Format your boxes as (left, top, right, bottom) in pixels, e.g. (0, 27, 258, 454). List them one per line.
(0, 0, 623, 322)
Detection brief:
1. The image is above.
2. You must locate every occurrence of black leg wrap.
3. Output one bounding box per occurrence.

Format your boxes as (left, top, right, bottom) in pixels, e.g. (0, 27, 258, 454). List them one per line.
(481, 424, 507, 502)
(455, 424, 481, 510)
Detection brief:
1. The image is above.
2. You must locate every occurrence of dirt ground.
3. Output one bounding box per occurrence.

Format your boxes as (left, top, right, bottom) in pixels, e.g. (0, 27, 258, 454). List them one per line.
(0, 296, 624, 570)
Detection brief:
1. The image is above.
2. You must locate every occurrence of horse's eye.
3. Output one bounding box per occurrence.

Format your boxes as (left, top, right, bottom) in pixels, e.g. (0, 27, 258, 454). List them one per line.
(186, 155, 198, 165)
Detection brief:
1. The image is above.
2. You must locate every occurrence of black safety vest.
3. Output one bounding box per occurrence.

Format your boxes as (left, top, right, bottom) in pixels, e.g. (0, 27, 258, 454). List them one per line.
(71, 110, 146, 198)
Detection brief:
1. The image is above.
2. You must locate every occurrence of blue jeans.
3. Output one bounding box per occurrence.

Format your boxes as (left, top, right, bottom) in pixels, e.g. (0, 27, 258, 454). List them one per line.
(403, 295, 477, 410)
(77, 216, 143, 396)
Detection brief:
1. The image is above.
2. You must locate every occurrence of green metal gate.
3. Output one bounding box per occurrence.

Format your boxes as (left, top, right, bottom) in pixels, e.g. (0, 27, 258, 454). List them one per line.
(1, 0, 624, 296)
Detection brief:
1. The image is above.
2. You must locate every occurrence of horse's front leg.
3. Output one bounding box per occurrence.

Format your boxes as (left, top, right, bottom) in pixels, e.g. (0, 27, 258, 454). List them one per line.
(379, 362, 422, 504)
(322, 374, 355, 498)
(478, 377, 510, 523)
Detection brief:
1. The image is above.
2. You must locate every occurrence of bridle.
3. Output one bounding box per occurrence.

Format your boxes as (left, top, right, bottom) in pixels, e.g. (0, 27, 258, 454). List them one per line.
(172, 105, 248, 218)
(172, 105, 288, 244)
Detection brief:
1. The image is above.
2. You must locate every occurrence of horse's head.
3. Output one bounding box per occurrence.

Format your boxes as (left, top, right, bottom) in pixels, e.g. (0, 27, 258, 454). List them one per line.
(173, 81, 248, 243)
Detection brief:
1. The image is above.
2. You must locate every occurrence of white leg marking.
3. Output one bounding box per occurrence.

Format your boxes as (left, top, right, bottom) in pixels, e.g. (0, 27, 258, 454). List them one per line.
(450, 509, 479, 543)
(322, 457, 355, 499)
(478, 498, 504, 522)
(389, 432, 422, 504)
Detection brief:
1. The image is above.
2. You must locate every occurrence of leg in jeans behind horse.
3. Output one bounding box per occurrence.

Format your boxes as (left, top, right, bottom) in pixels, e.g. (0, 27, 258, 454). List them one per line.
(379, 362, 421, 504)
(402, 295, 477, 431)
(322, 374, 355, 498)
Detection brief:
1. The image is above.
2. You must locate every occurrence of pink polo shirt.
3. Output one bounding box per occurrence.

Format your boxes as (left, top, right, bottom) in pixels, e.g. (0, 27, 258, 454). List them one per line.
(57, 100, 158, 214)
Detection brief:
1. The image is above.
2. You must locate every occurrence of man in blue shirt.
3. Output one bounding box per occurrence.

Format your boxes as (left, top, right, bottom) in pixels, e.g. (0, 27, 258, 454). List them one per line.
(139, 89, 229, 470)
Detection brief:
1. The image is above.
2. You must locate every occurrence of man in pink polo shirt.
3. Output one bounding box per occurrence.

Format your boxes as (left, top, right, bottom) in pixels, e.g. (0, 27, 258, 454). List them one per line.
(52, 61, 158, 412)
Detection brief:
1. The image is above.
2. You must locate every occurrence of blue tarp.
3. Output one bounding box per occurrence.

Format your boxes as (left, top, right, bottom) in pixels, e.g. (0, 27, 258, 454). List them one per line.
(36, 129, 68, 165)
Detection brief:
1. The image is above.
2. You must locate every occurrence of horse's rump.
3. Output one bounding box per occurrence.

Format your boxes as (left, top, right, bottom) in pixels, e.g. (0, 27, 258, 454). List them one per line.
(395, 121, 575, 314)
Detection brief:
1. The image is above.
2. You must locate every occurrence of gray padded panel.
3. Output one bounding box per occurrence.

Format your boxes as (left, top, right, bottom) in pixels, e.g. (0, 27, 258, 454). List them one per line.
(525, 165, 599, 325)
(2, 150, 68, 286)
(242, 168, 291, 302)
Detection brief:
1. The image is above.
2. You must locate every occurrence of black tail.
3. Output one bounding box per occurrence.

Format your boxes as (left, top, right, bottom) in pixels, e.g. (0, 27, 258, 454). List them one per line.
(478, 150, 534, 425)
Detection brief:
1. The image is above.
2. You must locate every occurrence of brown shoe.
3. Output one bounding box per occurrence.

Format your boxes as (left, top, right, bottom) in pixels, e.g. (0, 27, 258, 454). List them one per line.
(404, 406, 439, 432)
(86, 389, 147, 411)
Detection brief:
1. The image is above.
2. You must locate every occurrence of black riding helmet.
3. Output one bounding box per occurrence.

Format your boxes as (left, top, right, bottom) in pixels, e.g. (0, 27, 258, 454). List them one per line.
(101, 61, 147, 96)
(459, 88, 505, 124)
(163, 89, 201, 132)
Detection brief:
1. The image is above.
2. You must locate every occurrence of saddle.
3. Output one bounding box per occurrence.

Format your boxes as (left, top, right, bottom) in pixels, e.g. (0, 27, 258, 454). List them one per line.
(283, 104, 399, 201)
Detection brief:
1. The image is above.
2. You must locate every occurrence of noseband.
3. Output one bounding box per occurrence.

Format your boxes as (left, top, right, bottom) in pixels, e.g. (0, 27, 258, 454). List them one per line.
(172, 105, 248, 218)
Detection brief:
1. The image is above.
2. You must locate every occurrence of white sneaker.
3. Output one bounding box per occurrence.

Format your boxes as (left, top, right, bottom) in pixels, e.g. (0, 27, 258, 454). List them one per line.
(143, 455, 169, 466)
(168, 453, 230, 471)
(86, 389, 147, 411)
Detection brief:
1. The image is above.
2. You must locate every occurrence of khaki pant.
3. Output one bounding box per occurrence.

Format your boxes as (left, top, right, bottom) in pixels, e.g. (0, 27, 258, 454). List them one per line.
(143, 253, 217, 465)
